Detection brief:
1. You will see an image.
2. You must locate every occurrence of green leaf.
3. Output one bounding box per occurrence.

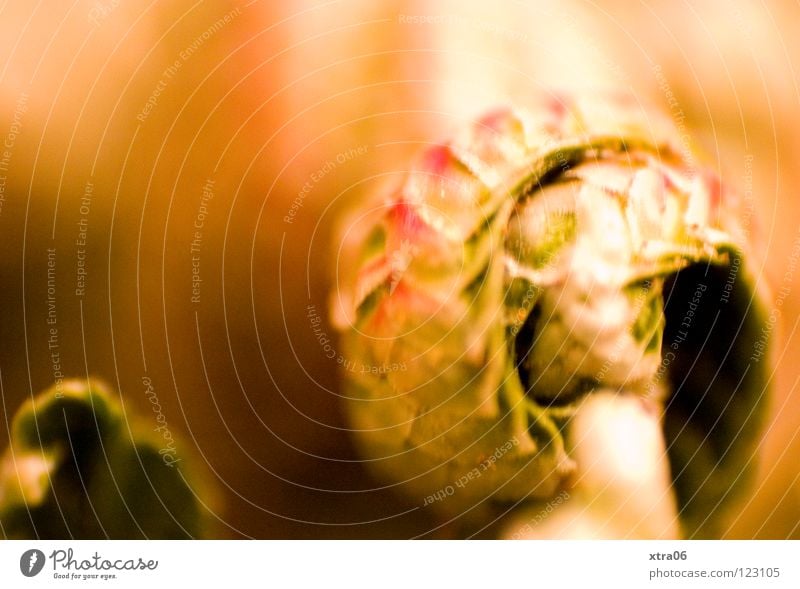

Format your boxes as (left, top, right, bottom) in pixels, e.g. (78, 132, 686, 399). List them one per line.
(0, 379, 209, 539)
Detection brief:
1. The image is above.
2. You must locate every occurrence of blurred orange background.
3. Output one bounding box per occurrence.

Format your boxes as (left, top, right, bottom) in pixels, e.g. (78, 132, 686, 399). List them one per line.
(0, 0, 798, 538)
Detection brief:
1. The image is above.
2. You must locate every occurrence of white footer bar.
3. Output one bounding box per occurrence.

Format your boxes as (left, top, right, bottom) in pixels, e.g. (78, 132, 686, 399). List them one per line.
(1, 540, 796, 588)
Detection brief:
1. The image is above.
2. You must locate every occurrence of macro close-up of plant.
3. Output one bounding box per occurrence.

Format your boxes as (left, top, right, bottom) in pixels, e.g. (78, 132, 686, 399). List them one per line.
(332, 95, 770, 538)
(0, 0, 798, 557)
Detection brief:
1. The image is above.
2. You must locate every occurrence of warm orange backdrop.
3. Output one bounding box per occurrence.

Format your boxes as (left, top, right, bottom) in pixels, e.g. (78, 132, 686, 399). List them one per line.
(0, 0, 797, 538)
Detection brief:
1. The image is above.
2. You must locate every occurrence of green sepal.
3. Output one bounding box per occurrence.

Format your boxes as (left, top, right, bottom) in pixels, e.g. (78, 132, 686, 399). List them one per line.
(0, 379, 208, 539)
